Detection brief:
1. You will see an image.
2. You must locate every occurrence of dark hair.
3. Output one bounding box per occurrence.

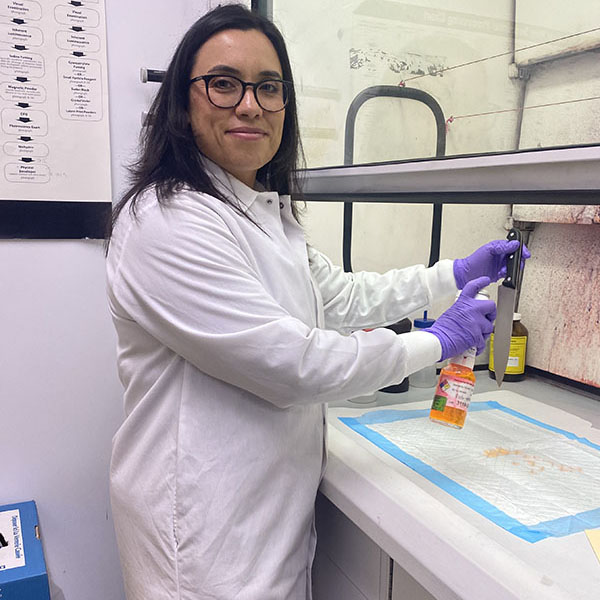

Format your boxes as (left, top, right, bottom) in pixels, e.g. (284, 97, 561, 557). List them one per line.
(105, 3, 304, 248)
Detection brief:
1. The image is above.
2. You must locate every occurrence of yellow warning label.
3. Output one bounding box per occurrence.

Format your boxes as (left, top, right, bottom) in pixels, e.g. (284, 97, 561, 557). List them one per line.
(585, 529, 600, 563)
(489, 334, 527, 374)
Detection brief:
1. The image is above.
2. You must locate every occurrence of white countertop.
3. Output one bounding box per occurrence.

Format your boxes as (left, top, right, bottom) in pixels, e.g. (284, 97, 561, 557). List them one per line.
(321, 373, 600, 600)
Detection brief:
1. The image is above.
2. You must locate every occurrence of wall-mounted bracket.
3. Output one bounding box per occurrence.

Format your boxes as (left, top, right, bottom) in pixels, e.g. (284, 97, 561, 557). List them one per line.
(140, 68, 165, 83)
(508, 62, 531, 80)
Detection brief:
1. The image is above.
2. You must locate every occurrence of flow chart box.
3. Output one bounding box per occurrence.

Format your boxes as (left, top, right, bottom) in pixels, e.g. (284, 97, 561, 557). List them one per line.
(0, 501, 50, 599)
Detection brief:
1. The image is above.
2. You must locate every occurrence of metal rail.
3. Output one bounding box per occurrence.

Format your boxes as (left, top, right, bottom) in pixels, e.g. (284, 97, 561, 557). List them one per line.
(342, 86, 446, 271)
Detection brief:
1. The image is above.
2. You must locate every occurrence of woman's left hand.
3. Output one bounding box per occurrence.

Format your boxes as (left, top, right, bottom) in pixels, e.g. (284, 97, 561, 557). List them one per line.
(453, 239, 531, 289)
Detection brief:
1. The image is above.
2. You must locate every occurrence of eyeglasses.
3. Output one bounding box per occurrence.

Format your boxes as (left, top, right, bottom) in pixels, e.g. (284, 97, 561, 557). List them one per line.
(189, 74, 291, 112)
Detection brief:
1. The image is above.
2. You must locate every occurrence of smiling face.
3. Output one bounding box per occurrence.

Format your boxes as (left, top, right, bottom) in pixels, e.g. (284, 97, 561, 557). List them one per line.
(188, 29, 286, 188)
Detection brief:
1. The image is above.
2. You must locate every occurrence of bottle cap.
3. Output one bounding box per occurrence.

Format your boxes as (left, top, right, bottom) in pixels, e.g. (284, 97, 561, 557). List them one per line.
(456, 289, 490, 301)
(451, 346, 476, 369)
(414, 317, 435, 329)
(414, 310, 435, 329)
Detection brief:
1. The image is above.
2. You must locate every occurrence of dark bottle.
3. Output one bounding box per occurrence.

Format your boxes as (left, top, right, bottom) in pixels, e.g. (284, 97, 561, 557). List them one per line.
(489, 313, 528, 382)
(379, 318, 411, 393)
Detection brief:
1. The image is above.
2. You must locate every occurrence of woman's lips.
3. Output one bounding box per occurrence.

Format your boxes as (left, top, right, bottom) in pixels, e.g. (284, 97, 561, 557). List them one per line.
(226, 127, 267, 140)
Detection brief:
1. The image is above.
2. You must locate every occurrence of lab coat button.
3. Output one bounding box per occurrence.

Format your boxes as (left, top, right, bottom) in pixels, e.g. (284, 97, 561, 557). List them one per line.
(279, 202, 284, 209)
(267, 199, 273, 204)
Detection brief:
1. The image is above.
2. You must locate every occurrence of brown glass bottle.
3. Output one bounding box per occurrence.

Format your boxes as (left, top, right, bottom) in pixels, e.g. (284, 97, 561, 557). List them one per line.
(489, 313, 528, 382)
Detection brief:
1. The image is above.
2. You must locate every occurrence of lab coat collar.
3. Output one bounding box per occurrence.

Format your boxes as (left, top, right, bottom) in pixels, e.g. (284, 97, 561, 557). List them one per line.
(200, 155, 275, 211)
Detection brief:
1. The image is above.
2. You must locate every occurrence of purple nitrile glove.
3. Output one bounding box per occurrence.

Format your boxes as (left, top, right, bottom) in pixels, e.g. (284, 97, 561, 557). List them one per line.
(453, 239, 531, 289)
(427, 276, 497, 361)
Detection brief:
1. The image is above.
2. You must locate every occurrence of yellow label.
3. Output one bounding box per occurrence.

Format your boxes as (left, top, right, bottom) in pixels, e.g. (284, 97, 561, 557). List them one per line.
(489, 334, 527, 374)
(585, 529, 600, 563)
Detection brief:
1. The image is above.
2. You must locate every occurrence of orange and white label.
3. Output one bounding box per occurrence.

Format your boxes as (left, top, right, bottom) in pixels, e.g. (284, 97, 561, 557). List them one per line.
(432, 374, 474, 412)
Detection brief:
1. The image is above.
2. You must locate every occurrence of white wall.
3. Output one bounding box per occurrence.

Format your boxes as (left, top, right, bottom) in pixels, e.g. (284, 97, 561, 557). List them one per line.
(0, 1, 235, 598)
(107, 0, 223, 199)
(1, 239, 123, 600)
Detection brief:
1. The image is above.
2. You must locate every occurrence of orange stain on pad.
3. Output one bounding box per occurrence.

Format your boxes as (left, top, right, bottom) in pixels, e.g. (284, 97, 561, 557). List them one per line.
(483, 447, 583, 475)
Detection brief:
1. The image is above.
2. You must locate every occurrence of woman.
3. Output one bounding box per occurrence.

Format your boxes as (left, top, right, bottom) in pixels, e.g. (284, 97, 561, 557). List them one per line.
(106, 4, 526, 599)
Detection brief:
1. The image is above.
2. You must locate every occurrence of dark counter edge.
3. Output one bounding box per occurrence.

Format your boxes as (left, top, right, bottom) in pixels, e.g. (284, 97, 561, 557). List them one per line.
(0, 200, 111, 239)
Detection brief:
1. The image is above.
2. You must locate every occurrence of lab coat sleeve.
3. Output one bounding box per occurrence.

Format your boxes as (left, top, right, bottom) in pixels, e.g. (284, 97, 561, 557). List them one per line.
(109, 198, 442, 408)
(308, 246, 457, 334)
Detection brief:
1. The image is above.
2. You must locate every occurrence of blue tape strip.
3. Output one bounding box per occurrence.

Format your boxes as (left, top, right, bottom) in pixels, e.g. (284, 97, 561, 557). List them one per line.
(338, 400, 600, 542)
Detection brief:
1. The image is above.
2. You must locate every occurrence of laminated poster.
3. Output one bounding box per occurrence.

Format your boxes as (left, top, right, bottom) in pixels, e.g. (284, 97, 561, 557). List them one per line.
(0, 0, 111, 204)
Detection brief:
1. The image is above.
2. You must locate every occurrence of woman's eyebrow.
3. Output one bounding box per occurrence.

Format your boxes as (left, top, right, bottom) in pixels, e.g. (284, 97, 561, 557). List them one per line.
(259, 70, 283, 79)
(207, 64, 283, 78)
(207, 64, 239, 75)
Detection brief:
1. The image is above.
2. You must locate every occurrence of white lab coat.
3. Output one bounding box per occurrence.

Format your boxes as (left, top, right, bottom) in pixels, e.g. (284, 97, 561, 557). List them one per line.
(106, 160, 457, 600)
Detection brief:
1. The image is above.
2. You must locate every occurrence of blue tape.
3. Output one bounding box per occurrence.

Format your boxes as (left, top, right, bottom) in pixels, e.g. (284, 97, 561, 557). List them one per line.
(338, 400, 600, 542)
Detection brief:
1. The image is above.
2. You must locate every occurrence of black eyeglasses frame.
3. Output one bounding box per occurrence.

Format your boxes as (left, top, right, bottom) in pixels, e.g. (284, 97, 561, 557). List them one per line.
(189, 74, 291, 113)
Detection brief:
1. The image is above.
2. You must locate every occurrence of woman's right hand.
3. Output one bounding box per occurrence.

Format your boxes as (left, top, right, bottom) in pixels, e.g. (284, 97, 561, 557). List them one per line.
(427, 276, 496, 361)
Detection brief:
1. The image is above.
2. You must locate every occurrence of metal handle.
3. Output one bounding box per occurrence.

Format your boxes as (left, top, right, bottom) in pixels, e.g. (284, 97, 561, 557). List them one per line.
(502, 228, 522, 289)
(342, 85, 446, 272)
(140, 68, 165, 83)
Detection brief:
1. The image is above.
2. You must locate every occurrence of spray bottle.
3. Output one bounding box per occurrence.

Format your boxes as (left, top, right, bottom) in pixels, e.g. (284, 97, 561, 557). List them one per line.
(429, 346, 476, 429)
(429, 291, 489, 429)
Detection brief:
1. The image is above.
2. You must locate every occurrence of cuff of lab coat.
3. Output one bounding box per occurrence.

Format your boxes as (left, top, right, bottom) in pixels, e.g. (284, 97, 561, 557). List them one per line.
(401, 330, 442, 375)
(424, 259, 458, 300)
